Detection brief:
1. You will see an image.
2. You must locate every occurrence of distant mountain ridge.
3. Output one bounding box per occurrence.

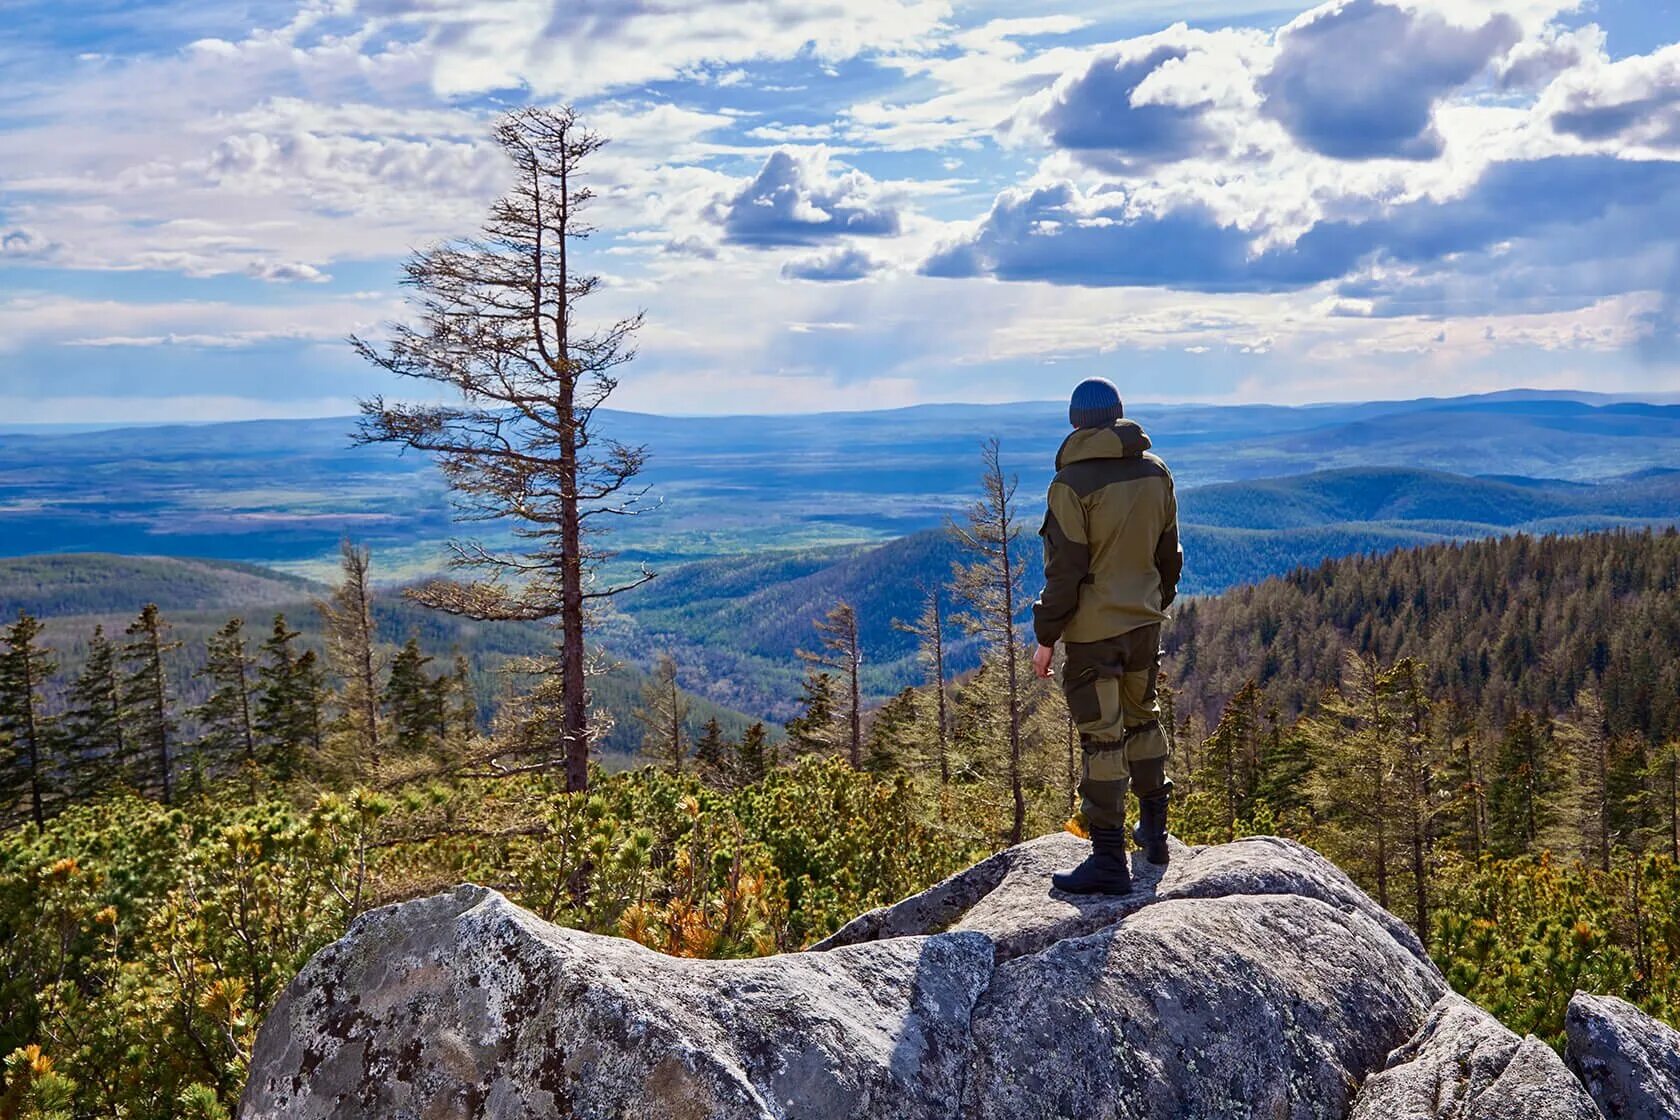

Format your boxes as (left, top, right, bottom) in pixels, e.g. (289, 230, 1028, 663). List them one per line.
(2, 392, 1677, 580)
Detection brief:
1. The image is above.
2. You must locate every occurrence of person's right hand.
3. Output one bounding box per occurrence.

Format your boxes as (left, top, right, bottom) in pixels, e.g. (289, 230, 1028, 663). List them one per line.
(1032, 643, 1055, 679)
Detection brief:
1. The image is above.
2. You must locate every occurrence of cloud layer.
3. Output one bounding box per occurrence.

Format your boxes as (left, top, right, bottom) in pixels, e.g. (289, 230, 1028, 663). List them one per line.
(1, 0, 1677, 420)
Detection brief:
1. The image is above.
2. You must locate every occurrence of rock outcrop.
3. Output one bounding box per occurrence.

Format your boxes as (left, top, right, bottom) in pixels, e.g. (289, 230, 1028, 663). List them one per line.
(1566, 991, 1680, 1118)
(238, 832, 1674, 1119)
(1349, 994, 1601, 1119)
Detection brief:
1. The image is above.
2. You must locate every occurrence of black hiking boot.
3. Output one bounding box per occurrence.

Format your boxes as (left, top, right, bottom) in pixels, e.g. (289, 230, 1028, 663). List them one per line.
(1052, 827, 1133, 895)
(1133, 788, 1172, 867)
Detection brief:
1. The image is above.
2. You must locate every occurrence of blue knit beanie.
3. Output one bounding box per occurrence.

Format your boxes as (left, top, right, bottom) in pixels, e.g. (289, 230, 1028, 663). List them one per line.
(1069, 377, 1123, 429)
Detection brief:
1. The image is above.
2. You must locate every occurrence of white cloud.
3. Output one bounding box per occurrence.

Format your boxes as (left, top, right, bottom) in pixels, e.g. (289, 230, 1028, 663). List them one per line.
(385, 0, 955, 99)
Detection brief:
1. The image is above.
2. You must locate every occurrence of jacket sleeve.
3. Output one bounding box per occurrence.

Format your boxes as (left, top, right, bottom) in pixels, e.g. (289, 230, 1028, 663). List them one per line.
(1155, 476, 1183, 608)
(1032, 479, 1090, 647)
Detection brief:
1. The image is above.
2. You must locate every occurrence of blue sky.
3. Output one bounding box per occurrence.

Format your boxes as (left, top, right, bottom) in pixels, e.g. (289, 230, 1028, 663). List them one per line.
(1, 0, 1677, 421)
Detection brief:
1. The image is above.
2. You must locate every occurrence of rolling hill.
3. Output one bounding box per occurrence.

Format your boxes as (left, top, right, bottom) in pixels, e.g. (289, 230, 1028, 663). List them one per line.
(2, 392, 1677, 581)
(603, 464, 1680, 717)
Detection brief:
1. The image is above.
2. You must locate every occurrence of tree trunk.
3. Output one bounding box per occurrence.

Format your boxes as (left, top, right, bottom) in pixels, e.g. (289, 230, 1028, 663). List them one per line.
(999, 483, 1024, 846)
(848, 611, 862, 771)
(150, 627, 172, 805)
(932, 595, 949, 784)
(21, 641, 43, 829)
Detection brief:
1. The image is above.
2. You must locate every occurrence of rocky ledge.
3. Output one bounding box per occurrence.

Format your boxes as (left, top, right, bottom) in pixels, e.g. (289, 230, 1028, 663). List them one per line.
(239, 832, 1679, 1119)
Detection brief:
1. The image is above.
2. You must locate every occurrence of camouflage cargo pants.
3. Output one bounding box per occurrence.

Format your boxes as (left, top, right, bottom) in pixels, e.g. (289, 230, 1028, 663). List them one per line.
(1060, 624, 1170, 832)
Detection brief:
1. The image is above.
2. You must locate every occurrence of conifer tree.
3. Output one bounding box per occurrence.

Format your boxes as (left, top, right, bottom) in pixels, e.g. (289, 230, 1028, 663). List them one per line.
(734, 722, 770, 784)
(121, 604, 180, 804)
(951, 437, 1027, 843)
(0, 612, 57, 827)
(316, 540, 383, 777)
(442, 652, 477, 744)
(385, 637, 439, 758)
(864, 688, 918, 774)
(633, 653, 689, 773)
(352, 107, 655, 794)
(254, 614, 321, 782)
(894, 584, 950, 782)
(1488, 711, 1553, 857)
(1389, 656, 1442, 946)
(194, 618, 259, 792)
(1554, 689, 1613, 870)
(1655, 739, 1680, 862)
(1196, 680, 1263, 845)
(693, 717, 730, 787)
(1302, 657, 1397, 909)
(61, 624, 125, 799)
(798, 602, 862, 769)
(785, 670, 839, 757)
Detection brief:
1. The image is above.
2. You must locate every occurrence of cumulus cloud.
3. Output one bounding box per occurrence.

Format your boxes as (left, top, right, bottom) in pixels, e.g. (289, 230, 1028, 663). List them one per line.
(1497, 24, 1602, 90)
(1546, 43, 1680, 151)
(781, 246, 886, 281)
(386, 0, 953, 99)
(1260, 0, 1520, 160)
(1005, 27, 1267, 171)
(924, 156, 1680, 299)
(719, 150, 902, 247)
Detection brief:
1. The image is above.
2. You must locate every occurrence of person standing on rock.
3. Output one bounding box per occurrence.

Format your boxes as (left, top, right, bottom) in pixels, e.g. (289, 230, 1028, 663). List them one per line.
(1032, 377, 1182, 895)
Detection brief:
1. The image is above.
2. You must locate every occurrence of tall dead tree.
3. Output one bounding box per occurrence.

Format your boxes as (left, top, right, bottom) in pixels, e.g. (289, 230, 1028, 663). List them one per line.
(894, 583, 950, 783)
(951, 438, 1027, 844)
(352, 107, 652, 792)
(799, 602, 863, 768)
(316, 540, 383, 778)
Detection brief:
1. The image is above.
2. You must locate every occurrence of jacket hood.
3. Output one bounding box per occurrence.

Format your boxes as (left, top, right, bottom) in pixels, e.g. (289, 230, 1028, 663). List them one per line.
(1055, 419, 1152, 470)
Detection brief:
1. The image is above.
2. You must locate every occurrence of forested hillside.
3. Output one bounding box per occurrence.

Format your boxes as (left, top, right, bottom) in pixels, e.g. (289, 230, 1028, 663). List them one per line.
(0, 554, 764, 765)
(1165, 528, 1680, 743)
(4, 529, 1680, 1117)
(609, 469, 1680, 717)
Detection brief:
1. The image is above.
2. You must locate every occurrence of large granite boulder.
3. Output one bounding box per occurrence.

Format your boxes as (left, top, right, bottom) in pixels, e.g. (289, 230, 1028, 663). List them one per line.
(240, 830, 1676, 1119)
(241, 832, 1449, 1119)
(1566, 991, 1680, 1118)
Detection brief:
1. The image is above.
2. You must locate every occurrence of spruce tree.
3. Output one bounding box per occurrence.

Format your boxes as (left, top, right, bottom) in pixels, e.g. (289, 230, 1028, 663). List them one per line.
(317, 540, 383, 777)
(1488, 711, 1553, 857)
(442, 652, 476, 745)
(0, 612, 58, 827)
(194, 618, 259, 792)
(1554, 689, 1612, 870)
(863, 688, 918, 774)
(950, 437, 1028, 843)
(633, 653, 689, 773)
(784, 670, 839, 757)
(61, 624, 126, 800)
(384, 637, 439, 758)
(352, 107, 655, 794)
(693, 718, 730, 787)
(254, 614, 321, 782)
(121, 604, 180, 804)
(734, 722, 770, 784)
(798, 602, 863, 769)
(1196, 680, 1263, 845)
(1301, 656, 1396, 909)
(894, 584, 950, 782)
(1388, 656, 1442, 947)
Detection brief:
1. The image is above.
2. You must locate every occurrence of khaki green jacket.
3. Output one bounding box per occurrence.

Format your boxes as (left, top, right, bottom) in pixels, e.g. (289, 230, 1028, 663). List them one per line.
(1032, 420, 1182, 646)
